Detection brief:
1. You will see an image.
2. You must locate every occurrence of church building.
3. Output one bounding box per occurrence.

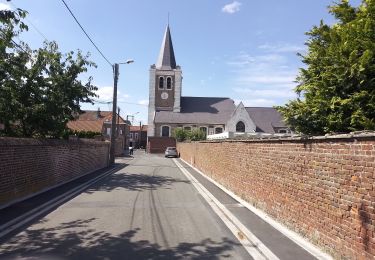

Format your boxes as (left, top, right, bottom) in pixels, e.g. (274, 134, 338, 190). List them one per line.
(147, 25, 289, 153)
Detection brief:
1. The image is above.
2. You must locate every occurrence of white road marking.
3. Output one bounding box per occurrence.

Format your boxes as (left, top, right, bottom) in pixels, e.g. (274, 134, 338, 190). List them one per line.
(173, 158, 279, 260)
(179, 158, 333, 260)
(0, 165, 122, 238)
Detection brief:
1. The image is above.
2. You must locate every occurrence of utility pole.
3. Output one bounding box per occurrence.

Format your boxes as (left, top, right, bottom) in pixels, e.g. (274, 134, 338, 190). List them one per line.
(117, 107, 120, 136)
(109, 59, 134, 164)
(139, 121, 142, 149)
(109, 63, 119, 164)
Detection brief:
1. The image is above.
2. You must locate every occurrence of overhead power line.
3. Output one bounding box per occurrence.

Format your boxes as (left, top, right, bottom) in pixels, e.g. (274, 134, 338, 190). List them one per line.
(93, 99, 148, 107)
(60, 0, 112, 67)
(8, 1, 49, 41)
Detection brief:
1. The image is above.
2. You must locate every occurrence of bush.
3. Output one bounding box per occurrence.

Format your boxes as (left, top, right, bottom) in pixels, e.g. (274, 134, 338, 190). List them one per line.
(173, 128, 206, 142)
(173, 128, 187, 142)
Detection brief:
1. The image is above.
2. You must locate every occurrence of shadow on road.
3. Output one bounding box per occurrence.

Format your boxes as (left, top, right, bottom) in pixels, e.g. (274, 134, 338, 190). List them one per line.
(85, 172, 191, 193)
(0, 218, 239, 259)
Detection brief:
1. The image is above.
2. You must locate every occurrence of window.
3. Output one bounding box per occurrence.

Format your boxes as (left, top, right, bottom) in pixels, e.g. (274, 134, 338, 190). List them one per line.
(159, 77, 164, 89)
(184, 126, 191, 132)
(161, 125, 170, 137)
(120, 130, 123, 135)
(279, 129, 287, 133)
(215, 127, 223, 134)
(106, 128, 111, 136)
(130, 133, 133, 139)
(208, 126, 215, 135)
(199, 127, 207, 135)
(135, 133, 138, 140)
(236, 121, 245, 132)
(166, 77, 172, 89)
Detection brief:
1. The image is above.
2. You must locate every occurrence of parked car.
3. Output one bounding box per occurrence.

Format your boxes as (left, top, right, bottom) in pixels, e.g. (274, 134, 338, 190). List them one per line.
(165, 147, 178, 158)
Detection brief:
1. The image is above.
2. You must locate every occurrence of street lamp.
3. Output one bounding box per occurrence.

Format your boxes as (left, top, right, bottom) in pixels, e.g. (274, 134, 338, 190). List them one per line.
(109, 59, 134, 164)
(126, 112, 139, 124)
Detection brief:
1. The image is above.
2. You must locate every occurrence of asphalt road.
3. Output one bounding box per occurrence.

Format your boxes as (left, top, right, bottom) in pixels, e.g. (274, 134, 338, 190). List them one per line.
(0, 152, 251, 259)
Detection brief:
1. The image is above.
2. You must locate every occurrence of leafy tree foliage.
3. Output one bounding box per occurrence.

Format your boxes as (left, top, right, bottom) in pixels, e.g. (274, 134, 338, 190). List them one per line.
(187, 128, 206, 141)
(62, 130, 102, 139)
(173, 128, 206, 142)
(277, 0, 375, 134)
(0, 8, 97, 138)
(173, 128, 187, 142)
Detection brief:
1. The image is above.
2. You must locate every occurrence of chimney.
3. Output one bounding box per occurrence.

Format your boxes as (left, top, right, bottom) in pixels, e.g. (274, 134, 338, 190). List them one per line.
(97, 107, 101, 118)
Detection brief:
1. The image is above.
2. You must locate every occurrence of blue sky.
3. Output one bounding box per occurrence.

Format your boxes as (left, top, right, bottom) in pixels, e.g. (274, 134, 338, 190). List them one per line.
(0, 0, 362, 125)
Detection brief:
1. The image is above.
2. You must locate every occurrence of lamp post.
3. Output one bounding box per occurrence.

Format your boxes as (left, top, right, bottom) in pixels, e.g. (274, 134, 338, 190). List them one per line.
(126, 112, 139, 125)
(109, 59, 134, 164)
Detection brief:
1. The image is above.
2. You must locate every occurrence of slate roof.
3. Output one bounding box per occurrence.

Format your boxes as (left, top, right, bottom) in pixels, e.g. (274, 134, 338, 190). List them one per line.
(67, 110, 126, 133)
(155, 97, 235, 124)
(245, 107, 287, 133)
(156, 25, 177, 70)
(130, 125, 148, 132)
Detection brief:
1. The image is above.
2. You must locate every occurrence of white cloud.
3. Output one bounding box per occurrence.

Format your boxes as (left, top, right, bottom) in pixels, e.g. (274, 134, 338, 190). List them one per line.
(228, 52, 297, 87)
(0, 2, 11, 10)
(222, 1, 241, 14)
(258, 43, 305, 53)
(227, 49, 301, 106)
(95, 86, 129, 101)
(138, 99, 148, 106)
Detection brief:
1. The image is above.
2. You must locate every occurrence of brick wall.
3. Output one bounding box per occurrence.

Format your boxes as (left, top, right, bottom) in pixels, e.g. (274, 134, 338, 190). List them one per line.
(177, 135, 375, 259)
(147, 137, 176, 153)
(0, 137, 110, 208)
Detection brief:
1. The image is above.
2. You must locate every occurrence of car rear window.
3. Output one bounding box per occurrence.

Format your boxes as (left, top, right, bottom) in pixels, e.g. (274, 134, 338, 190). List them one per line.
(167, 147, 176, 151)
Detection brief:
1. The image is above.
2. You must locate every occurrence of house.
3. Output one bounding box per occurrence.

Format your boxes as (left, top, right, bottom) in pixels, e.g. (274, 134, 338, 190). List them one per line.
(147, 25, 289, 153)
(129, 125, 147, 149)
(67, 109, 130, 154)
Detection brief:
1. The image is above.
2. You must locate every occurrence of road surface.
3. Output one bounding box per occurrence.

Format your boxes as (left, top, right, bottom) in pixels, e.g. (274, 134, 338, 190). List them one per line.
(0, 151, 324, 259)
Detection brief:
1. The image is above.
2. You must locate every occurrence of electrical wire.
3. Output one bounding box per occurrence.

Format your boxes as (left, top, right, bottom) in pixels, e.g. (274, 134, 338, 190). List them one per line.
(93, 99, 149, 107)
(8, 1, 49, 41)
(60, 0, 113, 67)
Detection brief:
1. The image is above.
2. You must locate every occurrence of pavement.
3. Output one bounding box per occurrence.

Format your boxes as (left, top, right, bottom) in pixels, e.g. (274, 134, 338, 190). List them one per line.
(0, 150, 325, 259)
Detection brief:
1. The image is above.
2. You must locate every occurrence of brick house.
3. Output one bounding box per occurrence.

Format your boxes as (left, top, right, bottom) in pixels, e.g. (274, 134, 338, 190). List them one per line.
(67, 109, 130, 154)
(147, 26, 289, 153)
(129, 125, 147, 149)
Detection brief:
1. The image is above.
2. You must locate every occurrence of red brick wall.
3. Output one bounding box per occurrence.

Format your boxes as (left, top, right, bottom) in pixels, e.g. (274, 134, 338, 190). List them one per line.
(147, 137, 176, 153)
(0, 137, 110, 208)
(177, 136, 375, 259)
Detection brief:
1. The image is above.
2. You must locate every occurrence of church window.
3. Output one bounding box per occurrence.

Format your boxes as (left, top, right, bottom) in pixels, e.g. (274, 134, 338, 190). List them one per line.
(199, 127, 207, 136)
(166, 77, 172, 90)
(159, 77, 164, 89)
(161, 125, 170, 137)
(236, 121, 245, 132)
(215, 127, 223, 134)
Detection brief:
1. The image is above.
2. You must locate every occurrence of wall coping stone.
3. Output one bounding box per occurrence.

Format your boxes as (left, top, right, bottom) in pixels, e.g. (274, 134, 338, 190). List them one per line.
(184, 131, 375, 144)
(0, 137, 110, 147)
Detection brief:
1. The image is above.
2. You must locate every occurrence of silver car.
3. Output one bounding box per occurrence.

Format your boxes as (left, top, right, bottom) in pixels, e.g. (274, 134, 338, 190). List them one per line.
(165, 147, 178, 158)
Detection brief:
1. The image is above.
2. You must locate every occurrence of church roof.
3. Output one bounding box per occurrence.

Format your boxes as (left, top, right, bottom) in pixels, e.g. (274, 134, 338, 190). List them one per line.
(155, 97, 235, 124)
(245, 107, 287, 133)
(156, 25, 177, 70)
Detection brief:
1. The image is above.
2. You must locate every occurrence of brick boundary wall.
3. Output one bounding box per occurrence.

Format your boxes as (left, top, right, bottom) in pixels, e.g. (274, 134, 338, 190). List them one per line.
(0, 137, 110, 209)
(147, 137, 176, 153)
(177, 134, 375, 259)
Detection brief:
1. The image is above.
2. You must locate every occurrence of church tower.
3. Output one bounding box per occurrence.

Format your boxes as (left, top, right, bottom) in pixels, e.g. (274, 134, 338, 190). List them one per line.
(147, 25, 182, 137)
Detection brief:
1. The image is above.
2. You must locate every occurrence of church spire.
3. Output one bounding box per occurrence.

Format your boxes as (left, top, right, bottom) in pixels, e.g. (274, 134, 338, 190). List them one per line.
(156, 25, 177, 70)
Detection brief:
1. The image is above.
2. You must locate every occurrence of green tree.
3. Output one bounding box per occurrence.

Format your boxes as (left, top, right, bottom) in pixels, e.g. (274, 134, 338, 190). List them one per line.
(0, 9, 97, 137)
(173, 128, 187, 142)
(187, 128, 206, 141)
(277, 0, 375, 134)
(173, 128, 206, 142)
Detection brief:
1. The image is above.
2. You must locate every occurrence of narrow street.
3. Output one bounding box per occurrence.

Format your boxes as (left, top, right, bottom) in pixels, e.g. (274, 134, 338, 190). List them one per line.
(0, 151, 322, 260)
